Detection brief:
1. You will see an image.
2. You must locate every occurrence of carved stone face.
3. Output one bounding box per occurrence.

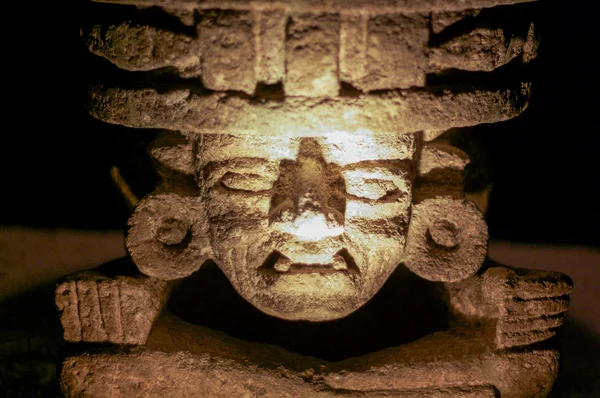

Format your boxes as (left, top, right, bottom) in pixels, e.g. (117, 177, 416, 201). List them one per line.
(198, 133, 417, 321)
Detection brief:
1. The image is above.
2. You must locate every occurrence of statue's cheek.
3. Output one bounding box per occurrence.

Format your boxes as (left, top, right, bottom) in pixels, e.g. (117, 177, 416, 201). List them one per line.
(126, 194, 213, 280)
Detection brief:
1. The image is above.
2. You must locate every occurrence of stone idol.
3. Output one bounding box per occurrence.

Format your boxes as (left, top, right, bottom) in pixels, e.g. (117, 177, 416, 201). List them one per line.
(57, 0, 573, 396)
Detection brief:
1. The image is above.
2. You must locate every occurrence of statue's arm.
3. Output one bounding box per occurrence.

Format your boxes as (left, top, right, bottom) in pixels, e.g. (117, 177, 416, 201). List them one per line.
(445, 262, 573, 349)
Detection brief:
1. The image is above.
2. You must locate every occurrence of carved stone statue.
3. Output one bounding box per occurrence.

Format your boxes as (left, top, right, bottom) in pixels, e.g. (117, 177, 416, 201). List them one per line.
(57, 0, 573, 396)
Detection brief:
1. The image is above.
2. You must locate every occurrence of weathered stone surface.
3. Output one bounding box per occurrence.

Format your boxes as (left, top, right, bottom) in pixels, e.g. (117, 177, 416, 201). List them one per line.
(82, 22, 201, 76)
(198, 10, 256, 94)
(60, 0, 572, 395)
(415, 141, 470, 201)
(127, 134, 419, 321)
(83, 1, 540, 96)
(403, 197, 488, 282)
(60, 313, 560, 397)
(360, 13, 429, 90)
(91, 0, 539, 13)
(431, 9, 481, 34)
(127, 194, 212, 280)
(340, 11, 431, 90)
(254, 8, 286, 84)
(285, 13, 340, 97)
(429, 26, 530, 72)
(481, 266, 573, 349)
(339, 13, 367, 85)
(55, 270, 168, 344)
(429, 5, 538, 72)
(87, 81, 531, 136)
(522, 22, 540, 64)
(148, 131, 195, 177)
(418, 141, 469, 176)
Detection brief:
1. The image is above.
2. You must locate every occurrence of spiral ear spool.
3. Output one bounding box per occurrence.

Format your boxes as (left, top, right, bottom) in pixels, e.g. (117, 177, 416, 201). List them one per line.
(403, 197, 488, 282)
(126, 194, 212, 280)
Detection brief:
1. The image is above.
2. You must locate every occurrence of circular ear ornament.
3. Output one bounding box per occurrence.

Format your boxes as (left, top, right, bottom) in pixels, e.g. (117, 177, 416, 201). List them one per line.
(126, 194, 212, 280)
(403, 197, 488, 282)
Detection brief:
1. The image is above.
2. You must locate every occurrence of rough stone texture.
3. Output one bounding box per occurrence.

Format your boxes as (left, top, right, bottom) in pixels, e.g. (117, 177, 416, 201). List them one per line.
(91, 0, 538, 13)
(87, 81, 532, 136)
(429, 26, 530, 72)
(198, 10, 256, 94)
(136, 133, 421, 321)
(127, 194, 212, 280)
(82, 1, 540, 99)
(56, 270, 168, 344)
(59, 0, 573, 396)
(403, 197, 488, 282)
(339, 13, 367, 85)
(361, 13, 429, 90)
(285, 13, 340, 97)
(415, 141, 470, 201)
(60, 313, 561, 397)
(254, 8, 286, 84)
(482, 266, 573, 349)
(82, 22, 202, 77)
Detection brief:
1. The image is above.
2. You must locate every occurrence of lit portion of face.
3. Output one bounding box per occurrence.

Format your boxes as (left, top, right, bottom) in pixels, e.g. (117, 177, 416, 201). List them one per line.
(198, 133, 417, 321)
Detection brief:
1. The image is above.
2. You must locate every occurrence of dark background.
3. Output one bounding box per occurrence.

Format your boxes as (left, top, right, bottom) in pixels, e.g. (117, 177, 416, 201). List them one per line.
(3, 0, 599, 247)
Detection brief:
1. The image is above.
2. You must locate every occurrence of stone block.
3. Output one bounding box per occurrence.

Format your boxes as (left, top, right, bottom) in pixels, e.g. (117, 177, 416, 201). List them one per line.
(285, 13, 340, 97)
(254, 7, 287, 84)
(360, 13, 429, 91)
(82, 22, 201, 76)
(56, 271, 168, 344)
(199, 10, 256, 94)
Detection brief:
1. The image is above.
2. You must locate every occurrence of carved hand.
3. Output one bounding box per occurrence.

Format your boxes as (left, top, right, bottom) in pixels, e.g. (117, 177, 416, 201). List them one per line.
(482, 266, 573, 349)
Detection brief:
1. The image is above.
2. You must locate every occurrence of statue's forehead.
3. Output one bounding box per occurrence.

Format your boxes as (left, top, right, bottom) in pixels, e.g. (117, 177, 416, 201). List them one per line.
(197, 133, 417, 167)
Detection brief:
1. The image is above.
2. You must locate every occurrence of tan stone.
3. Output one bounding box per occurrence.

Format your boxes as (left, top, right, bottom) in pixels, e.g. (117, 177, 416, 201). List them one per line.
(403, 197, 488, 282)
(431, 9, 482, 34)
(339, 13, 367, 85)
(360, 13, 429, 90)
(198, 10, 256, 94)
(90, 0, 538, 13)
(254, 7, 287, 84)
(56, 270, 168, 344)
(86, 81, 531, 136)
(83, 0, 540, 95)
(82, 22, 201, 77)
(60, 313, 561, 397)
(285, 13, 340, 97)
(127, 194, 212, 280)
(481, 266, 573, 349)
(60, 0, 573, 395)
(429, 27, 528, 72)
(414, 141, 470, 201)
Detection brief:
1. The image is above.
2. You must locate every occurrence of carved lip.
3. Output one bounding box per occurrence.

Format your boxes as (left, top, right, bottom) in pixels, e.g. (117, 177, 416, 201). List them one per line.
(258, 249, 359, 275)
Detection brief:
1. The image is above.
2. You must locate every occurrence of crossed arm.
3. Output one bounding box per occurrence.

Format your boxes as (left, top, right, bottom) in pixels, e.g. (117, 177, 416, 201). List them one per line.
(445, 261, 573, 349)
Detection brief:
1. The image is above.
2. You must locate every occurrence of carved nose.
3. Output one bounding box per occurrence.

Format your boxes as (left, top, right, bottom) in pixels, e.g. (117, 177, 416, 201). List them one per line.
(270, 139, 344, 241)
(290, 189, 344, 240)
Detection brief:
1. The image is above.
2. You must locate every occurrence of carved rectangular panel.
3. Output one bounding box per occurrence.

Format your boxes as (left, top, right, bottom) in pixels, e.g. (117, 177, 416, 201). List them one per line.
(361, 13, 429, 91)
(285, 13, 341, 97)
(339, 13, 367, 84)
(199, 10, 256, 94)
(254, 8, 287, 85)
(56, 271, 168, 345)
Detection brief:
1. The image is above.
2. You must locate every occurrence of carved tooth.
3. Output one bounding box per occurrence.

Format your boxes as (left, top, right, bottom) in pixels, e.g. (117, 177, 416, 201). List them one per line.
(273, 257, 292, 273)
(332, 255, 348, 271)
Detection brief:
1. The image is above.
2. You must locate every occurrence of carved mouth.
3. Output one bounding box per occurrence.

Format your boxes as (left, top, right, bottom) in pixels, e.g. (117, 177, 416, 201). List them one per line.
(259, 249, 359, 275)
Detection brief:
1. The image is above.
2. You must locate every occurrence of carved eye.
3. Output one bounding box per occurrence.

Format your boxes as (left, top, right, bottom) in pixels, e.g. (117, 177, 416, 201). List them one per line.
(345, 178, 400, 200)
(343, 168, 408, 201)
(220, 172, 273, 192)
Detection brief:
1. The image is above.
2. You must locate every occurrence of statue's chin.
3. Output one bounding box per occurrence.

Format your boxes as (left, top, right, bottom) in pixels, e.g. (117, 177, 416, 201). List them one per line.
(252, 298, 365, 322)
(242, 282, 372, 322)
(217, 247, 401, 321)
